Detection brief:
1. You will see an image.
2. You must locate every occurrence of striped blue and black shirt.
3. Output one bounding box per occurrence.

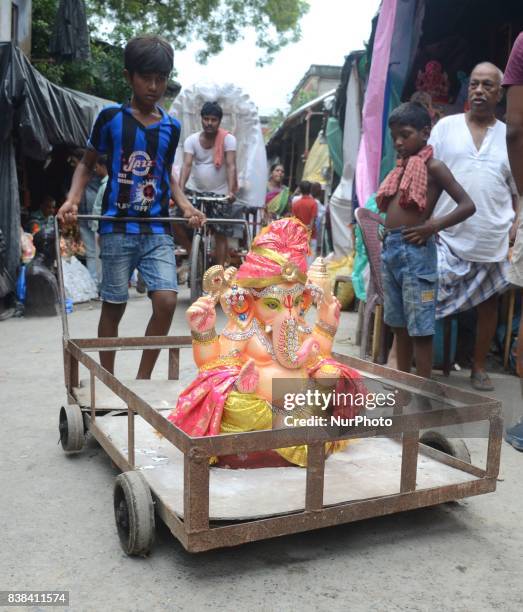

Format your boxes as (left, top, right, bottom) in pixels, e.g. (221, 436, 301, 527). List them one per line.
(87, 104, 181, 234)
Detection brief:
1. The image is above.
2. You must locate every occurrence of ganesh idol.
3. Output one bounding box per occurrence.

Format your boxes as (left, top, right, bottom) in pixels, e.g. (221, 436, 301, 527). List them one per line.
(168, 217, 365, 468)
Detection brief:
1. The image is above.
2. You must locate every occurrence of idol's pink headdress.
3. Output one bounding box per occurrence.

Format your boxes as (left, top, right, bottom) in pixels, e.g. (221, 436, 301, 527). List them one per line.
(235, 217, 309, 288)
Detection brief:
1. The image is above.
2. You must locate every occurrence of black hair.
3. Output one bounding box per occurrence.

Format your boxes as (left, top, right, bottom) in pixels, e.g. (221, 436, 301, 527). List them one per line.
(270, 162, 284, 173)
(70, 147, 85, 160)
(311, 182, 322, 198)
(388, 102, 431, 131)
(299, 180, 312, 195)
(124, 35, 174, 76)
(96, 155, 108, 168)
(201, 101, 223, 120)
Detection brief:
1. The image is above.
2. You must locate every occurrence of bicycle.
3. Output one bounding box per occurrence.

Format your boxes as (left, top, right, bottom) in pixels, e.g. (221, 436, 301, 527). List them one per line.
(187, 192, 252, 302)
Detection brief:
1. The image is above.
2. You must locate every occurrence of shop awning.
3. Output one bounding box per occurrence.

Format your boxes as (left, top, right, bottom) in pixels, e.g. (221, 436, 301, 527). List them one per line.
(266, 88, 337, 151)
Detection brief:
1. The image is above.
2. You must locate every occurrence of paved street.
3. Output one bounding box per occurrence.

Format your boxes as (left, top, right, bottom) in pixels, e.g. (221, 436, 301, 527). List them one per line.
(1, 289, 522, 612)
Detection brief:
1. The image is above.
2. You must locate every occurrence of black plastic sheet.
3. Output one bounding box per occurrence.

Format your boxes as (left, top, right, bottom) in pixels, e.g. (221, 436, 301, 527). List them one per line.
(0, 42, 107, 293)
(49, 0, 90, 62)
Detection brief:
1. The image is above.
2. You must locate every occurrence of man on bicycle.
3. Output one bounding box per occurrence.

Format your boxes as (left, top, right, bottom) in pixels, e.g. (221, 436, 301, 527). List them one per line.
(179, 101, 238, 266)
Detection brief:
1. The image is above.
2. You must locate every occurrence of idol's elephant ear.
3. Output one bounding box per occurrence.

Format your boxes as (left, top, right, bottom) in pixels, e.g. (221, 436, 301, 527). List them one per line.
(236, 359, 259, 393)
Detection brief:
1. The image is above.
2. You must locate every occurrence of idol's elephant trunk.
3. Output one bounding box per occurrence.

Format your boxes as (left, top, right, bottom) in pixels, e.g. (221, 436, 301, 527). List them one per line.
(273, 316, 318, 369)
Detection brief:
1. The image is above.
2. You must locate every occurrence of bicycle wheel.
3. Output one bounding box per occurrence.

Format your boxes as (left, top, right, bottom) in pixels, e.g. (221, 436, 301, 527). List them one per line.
(189, 232, 204, 302)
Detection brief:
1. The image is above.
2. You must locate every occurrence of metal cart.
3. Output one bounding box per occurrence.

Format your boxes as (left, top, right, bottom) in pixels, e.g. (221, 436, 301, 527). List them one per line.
(55, 218, 502, 556)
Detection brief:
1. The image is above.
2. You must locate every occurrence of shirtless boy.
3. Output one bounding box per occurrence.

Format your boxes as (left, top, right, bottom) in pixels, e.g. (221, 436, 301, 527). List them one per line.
(377, 102, 476, 378)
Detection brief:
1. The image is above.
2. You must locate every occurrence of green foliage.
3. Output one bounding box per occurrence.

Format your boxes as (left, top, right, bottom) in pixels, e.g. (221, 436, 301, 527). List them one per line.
(32, 0, 129, 100)
(290, 89, 318, 111)
(266, 108, 286, 141)
(88, 0, 309, 66)
(264, 89, 320, 143)
(31, 0, 59, 59)
(30, 0, 308, 100)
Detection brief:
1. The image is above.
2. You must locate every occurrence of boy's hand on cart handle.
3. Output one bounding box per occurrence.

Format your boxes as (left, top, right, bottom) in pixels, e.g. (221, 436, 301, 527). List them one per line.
(186, 295, 216, 332)
(184, 206, 206, 228)
(227, 192, 236, 204)
(57, 200, 78, 226)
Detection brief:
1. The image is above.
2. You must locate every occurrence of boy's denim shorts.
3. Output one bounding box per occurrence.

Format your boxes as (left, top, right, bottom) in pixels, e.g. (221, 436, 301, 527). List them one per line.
(381, 229, 438, 337)
(99, 233, 178, 303)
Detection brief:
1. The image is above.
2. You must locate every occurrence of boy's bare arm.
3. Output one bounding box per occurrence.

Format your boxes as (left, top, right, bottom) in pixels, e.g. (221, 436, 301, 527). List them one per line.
(57, 149, 98, 225)
(429, 160, 476, 231)
(225, 150, 238, 202)
(179, 152, 193, 192)
(402, 160, 476, 244)
(506, 85, 523, 195)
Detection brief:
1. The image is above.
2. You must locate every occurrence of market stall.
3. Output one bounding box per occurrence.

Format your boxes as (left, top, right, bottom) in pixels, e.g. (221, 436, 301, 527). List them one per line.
(0, 42, 108, 297)
(356, 0, 523, 208)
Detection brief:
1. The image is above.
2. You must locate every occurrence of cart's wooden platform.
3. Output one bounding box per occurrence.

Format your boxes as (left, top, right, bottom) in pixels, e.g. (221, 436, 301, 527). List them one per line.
(74, 379, 186, 411)
(95, 411, 476, 521)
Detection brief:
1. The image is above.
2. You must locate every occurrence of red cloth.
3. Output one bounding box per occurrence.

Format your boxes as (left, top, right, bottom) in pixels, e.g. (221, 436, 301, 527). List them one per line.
(503, 33, 523, 87)
(292, 195, 318, 237)
(376, 144, 433, 212)
(213, 128, 229, 169)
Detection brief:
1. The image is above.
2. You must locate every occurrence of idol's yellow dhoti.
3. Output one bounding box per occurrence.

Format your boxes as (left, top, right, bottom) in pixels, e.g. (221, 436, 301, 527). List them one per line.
(220, 391, 348, 467)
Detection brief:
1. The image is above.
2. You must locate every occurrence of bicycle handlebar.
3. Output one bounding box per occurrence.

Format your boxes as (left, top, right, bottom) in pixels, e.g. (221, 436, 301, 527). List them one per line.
(190, 195, 231, 205)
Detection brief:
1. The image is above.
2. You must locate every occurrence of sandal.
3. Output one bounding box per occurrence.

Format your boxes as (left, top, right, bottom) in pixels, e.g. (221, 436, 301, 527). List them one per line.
(470, 371, 494, 392)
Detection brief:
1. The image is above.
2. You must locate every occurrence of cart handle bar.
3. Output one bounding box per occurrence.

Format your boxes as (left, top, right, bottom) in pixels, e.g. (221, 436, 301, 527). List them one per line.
(53, 215, 193, 340)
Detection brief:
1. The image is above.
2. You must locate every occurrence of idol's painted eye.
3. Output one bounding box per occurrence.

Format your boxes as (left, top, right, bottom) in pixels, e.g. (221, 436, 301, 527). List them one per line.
(294, 295, 303, 307)
(263, 298, 281, 311)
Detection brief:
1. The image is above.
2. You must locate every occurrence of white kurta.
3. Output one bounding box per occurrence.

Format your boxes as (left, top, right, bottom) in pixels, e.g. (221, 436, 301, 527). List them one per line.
(429, 114, 516, 263)
(184, 132, 236, 195)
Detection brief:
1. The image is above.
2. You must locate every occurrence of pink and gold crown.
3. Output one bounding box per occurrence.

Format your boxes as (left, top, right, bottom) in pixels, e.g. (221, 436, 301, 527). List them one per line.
(235, 217, 309, 288)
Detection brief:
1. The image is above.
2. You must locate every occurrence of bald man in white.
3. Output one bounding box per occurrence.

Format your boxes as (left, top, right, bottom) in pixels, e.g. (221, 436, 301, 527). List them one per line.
(429, 62, 517, 391)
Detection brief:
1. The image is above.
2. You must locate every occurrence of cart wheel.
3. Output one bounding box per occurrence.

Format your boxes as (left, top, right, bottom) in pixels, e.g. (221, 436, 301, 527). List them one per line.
(59, 405, 85, 452)
(190, 232, 204, 302)
(419, 430, 471, 463)
(114, 471, 155, 557)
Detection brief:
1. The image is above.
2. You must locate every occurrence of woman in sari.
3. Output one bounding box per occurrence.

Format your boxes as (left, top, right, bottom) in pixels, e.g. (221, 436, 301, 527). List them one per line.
(264, 163, 289, 224)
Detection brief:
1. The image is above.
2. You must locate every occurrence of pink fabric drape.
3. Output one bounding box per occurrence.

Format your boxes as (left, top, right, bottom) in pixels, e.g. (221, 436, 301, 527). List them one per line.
(355, 0, 399, 208)
(168, 365, 241, 436)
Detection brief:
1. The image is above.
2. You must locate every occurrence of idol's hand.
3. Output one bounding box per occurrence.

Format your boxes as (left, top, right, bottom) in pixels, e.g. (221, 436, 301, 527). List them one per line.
(186, 295, 216, 332)
(318, 295, 341, 328)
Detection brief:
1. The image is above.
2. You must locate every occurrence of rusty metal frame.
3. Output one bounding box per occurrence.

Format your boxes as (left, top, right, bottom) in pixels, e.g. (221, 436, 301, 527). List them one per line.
(63, 338, 502, 553)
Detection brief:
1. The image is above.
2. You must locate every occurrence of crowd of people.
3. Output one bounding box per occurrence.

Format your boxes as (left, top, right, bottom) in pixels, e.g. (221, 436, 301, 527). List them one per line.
(375, 51, 523, 448)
